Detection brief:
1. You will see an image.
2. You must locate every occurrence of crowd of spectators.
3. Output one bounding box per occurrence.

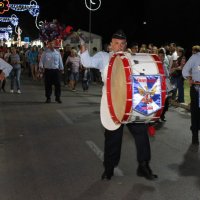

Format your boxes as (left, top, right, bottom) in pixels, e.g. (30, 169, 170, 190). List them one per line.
(0, 42, 199, 99)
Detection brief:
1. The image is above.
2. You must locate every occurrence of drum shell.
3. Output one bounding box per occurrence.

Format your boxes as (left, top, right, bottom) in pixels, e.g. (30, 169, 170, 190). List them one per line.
(106, 52, 166, 125)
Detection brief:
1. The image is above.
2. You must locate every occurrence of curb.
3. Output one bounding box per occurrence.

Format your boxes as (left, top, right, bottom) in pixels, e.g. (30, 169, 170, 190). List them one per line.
(170, 101, 190, 111)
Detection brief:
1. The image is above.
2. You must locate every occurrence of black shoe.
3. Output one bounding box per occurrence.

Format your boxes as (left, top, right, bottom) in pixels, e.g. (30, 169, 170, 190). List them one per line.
(192, 135, 199, 145)
(160, 115, 166, 122)
(55, 98, 62, 103)
(137, 162, 158, 180)
(45, 98, 51, 103)
(101, 168, 114, 180)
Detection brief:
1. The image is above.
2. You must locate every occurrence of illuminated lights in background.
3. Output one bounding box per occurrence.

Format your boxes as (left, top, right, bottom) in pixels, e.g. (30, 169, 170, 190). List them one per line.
(0, 0, 42, 29)
(0, 0, 9, 14)
(0, 25, 12, 34)
(0, 32, 9, 40)
(84, 0, 101, 11)
(0, 14, 19, 26)
(0, 25, 13, 40)
(0, 25, 12, 40)
(9, 0, 40, 17)
(9, 0, 41, 29)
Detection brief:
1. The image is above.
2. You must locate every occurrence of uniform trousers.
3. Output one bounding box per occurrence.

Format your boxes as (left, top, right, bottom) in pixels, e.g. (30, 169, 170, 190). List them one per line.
(190, 85, 200, 135)
(103, 123, 151, 170)
(44, 69, 61, 99)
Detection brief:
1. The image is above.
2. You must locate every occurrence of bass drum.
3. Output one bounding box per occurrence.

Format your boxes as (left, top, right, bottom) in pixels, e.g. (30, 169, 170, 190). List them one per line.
(102, 52, 166, 130)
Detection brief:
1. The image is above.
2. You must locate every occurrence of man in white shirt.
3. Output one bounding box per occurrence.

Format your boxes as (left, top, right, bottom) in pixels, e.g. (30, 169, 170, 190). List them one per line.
(39, 41, 64, 103)
(182, 49, 200, 145)
(80, 30, 157, 181)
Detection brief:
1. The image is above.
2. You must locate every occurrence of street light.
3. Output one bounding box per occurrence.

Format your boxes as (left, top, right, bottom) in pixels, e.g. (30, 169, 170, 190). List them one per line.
(84, 0, 101, 53)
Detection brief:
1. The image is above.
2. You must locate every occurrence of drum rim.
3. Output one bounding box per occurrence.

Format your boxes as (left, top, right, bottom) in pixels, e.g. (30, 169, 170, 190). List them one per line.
(107, 53, 132, 124)
(151, 54, 167, 121)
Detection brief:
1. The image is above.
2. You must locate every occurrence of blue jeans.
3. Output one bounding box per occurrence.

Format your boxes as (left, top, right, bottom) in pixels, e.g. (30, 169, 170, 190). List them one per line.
(10, 68, 21, 90)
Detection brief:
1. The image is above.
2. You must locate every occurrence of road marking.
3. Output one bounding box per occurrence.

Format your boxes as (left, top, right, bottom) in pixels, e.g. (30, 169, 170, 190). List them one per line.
(56, 109, 74, 124)
(86, 140, 124, 176)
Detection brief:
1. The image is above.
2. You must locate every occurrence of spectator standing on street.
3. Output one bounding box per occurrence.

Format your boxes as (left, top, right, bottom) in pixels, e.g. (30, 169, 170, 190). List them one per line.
(62, 44, 71, 87)
(9, 47, 22, 94)
(182, 46, 200, 145)
(175, 47, 186, 103)
(28, 46, 39, 80)
(65, 49, 81, 91)
(39, 40, 64, 103)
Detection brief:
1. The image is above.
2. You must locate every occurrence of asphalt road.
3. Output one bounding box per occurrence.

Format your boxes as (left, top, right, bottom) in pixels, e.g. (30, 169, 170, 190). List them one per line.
(0, 77, 200, 200)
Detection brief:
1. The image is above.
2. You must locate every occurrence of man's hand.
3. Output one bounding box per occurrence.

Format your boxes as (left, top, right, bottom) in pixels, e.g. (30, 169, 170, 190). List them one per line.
(0, 72, 5, 80)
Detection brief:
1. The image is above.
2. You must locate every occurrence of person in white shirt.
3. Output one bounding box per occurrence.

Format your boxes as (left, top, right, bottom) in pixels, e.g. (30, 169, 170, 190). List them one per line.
(39, 40, 64, 103)
(182, 48, 200, 145)
(80, 30, 157, 181)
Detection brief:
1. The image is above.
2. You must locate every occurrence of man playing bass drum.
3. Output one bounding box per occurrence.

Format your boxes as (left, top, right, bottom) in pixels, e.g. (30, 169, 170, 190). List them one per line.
(80, 30, 158, 181)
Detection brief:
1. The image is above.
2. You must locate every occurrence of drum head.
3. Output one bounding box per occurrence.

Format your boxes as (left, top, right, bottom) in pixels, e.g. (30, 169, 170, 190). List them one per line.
(110, 55, 127, 121)
(107, 53, 132, 124)
(100, 90, 121, 130)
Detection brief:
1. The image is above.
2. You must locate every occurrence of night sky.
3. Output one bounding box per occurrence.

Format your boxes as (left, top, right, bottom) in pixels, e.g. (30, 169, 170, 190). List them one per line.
(2, 0, 200, 49)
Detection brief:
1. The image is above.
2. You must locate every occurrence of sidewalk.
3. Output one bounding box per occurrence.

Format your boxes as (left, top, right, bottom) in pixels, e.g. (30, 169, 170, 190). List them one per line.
(170, 100, 190, 111)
